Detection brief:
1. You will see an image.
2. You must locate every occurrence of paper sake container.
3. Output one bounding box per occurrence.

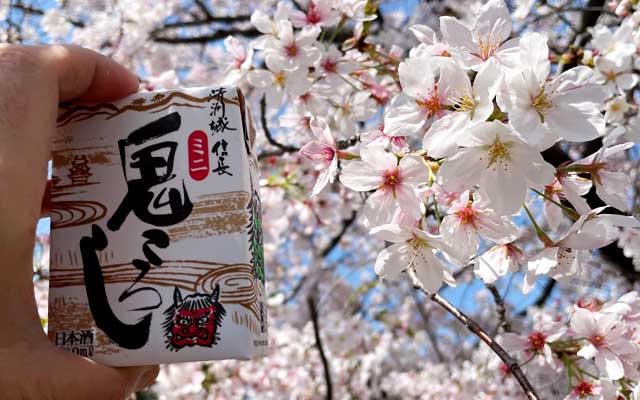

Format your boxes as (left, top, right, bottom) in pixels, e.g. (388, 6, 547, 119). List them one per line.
(47, 86, 267, 366)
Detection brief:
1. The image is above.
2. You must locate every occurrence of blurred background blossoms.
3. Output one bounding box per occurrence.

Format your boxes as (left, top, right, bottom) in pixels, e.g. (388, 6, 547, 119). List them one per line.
(9, 0, 640, 398)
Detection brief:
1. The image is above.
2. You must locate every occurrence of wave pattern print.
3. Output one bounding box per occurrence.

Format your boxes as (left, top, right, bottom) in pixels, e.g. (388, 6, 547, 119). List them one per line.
(50, 200, 108, 229)
(49, 261, 261, 319)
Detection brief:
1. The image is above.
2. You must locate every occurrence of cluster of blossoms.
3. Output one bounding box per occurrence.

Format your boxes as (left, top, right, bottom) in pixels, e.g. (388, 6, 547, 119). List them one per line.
(19, 0, 640, 398)
(502, 292, 640, 399)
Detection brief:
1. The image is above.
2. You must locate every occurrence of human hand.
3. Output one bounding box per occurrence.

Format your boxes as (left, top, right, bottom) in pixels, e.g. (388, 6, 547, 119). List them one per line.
(0, 44, 159, 400)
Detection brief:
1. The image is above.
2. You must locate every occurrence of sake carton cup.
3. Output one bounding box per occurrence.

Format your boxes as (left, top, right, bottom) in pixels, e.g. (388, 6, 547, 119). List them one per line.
(47, 86, 267, 366)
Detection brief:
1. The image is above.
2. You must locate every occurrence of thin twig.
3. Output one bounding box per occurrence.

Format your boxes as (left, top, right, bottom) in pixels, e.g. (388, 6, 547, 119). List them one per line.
(411, 291, 445, 363)
(260, 96, 300, 153)
(193, 0, 214, 19)
(486, 283, 512, 334)
(308, 296, 333, 400)
(320, 211, 357, 257)
(518, 278, 557, 317)
(282, 275, 307, 305)
(257, 148, 286, 161)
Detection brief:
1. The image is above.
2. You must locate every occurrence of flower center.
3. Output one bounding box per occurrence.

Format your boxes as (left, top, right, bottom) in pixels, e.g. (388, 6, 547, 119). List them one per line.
(455, 206, 477, 227)
(284, 43, 299, 57)
(416, 89, 442, 118)
(274, 72, 286, 87)
(484, 137, 512, 168)
(589, 334, 605, 347)
(319, 146, 336, 162)
(531, 88, 553, 122)
(452, 95, 476, 116)
(527, 332, 546, 352)
(573, 381, 594, 398)
(322, 58, 337, 74)
(381, 169, 401, 192)
(476, 35, 499, 60)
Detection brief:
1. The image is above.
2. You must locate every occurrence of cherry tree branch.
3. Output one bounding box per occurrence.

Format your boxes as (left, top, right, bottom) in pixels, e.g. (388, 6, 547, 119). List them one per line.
(257, 94, 360, 161)
(151, 28, 260, 44)
(308, 295, 333, 400)
(157, 15, 252, 30)
(407, 268, 538, 399)
(10, 2, 85, 27)
(486, 283, 512, 334)
(425, 289, 540, 400)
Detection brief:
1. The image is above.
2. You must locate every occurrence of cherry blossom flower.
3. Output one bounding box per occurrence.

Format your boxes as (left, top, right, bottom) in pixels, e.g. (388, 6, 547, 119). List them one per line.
(258, 20, 321, 72)
(250, 3, 293, 36)
(299, 118, 338, 197)
(524, 208, 640, 293)
(340, 147, 429, 227)
(360, 125, 409, 154)
(502, 326, 564, 367)
(146, 70, 179, 89)
(570, 307, 640, 380)
(618, 227, 640, 269)
(440, 191, 519, 261)
(499, 33, 606, 148)
(314, 45, 358, 88)
(604, 96, 630, 123)
(21, 1, 640, 397)
(290, 0, 340, 29)
(371, 224, 463, 293)
(602, 291, 640, 323)
(408, 24, 450, 57)
(438, 120, 555, 216)
(563, 380, 612, 400)
(220, 36, 254, 86)
(568, 142, 634, 211)
(330, 89, 377, 139)
(590, 24, 636, 63)
(474, 243, 525, 283)
(383, 56, 459, 136)
(439, 0, 519, 71)
(334, 0, 377, 22)
(594, 56, 639, 97)
(422, 59, 499, 158)
(247, 65, 312, 107)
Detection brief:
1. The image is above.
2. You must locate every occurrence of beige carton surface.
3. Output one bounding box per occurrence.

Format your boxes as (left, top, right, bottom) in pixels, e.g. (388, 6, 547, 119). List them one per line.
(47, 86, 267, 366)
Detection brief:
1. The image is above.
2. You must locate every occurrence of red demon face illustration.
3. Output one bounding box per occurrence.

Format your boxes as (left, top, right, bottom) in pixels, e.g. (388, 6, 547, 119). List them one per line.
(162, 285, 225, 351)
